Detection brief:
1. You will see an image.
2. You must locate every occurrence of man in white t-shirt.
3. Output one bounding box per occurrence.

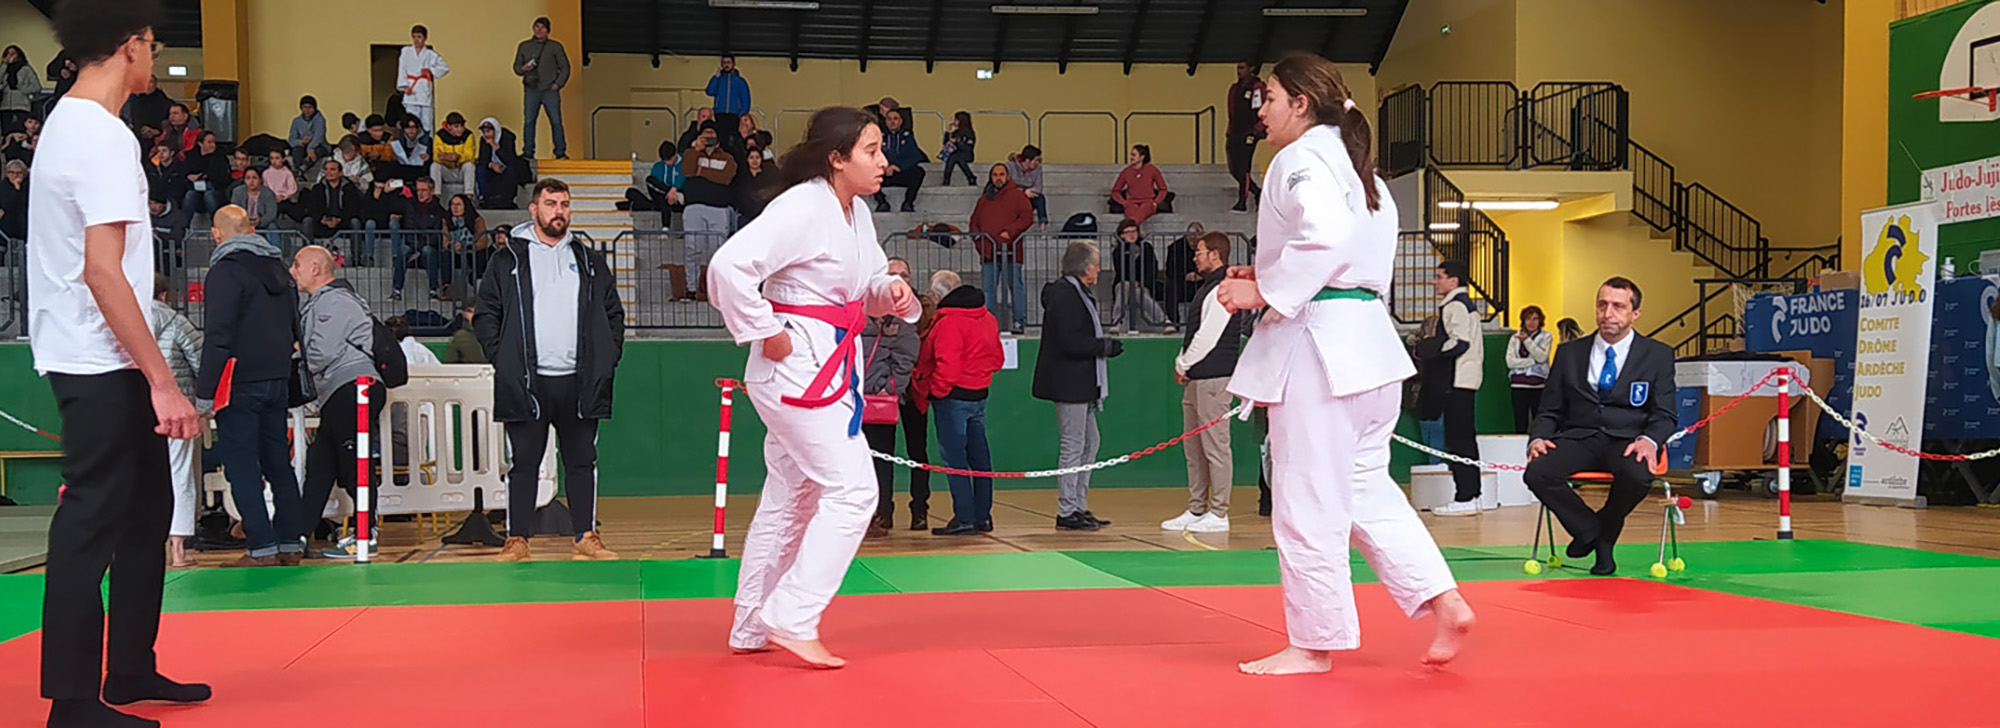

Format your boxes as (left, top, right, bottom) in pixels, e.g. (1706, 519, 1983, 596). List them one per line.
(27, 1, 210, 725)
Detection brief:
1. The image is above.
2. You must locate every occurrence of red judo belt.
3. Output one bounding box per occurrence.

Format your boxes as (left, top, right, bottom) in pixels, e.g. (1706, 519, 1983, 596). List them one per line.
(769, 301, 867, 411)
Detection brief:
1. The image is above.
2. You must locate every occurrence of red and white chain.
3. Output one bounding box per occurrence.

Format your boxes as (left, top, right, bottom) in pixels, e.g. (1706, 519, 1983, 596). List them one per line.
(1790, 373, 2000, 462)
(869, 401, 1248, 478)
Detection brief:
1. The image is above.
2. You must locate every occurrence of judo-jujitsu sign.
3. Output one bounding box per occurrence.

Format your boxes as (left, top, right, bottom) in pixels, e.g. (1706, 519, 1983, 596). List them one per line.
(1847, 202, 1940, 506)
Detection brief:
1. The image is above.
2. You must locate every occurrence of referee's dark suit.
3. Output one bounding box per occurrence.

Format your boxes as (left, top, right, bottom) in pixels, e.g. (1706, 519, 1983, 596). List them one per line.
(1524, 332, 1677, 574)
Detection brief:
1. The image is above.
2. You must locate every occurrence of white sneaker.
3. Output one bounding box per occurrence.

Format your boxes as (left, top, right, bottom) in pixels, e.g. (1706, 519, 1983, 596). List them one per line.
(1431, 500, 1481, 517)
(1186, 513, 1231, 533)
(1160, 510, 1203, 530)
(1480, 499, 1498, 511)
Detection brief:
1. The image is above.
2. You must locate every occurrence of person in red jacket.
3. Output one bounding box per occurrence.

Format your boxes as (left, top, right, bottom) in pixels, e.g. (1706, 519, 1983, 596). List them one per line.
(969, 163, 1034, 334)
(1109, 144, 1174, 225)
(912, 276, 1006, 535)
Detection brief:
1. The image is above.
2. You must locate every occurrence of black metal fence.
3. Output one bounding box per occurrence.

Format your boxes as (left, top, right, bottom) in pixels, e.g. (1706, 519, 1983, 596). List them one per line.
(1420, 166, 1511, 325)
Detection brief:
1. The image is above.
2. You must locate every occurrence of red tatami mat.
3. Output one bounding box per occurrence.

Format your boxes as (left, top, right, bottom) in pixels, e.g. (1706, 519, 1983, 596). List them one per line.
(3, 581, 1997, 727)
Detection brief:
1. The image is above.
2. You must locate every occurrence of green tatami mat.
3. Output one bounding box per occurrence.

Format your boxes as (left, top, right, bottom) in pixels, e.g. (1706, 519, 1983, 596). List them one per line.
(0, 574, 42, 642)
(1684, 566, 2000, 627)
(160, 560, 644, 612)
(639, 558, 896, 600)
(1062, 549, 1280, 587)
(855, 552, 1137, 593)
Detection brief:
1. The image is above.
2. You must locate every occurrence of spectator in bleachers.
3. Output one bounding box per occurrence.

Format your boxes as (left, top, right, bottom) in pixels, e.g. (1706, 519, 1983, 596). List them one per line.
(705, 55, 751, 135)
(228, 147, 251, 187)
(340, 111, 363, 142)
(477, 116, 526, 209)
(446, 192, 487, 294)
(389, 116, 432, 184)
(199, 206, 305, 567)
(1163, 231, 1242, 534)
(1108, 217, 1171, 332)
(335, 137, 373, 186)
(734, 147, 771, 226)
(44, 50, 74, 98)
(0, 159, 24, 243)
(356, 114, 396, 173)
(389, 316, 440, 366)
(1110, 144, 1173, 226)
(1004, 144, 1047, 230)
(515, 16, 571, 160)
(443, 301, 486, 364)
(264, 149, 303, 223)
(431, 112, 478, 199)
(305, 158, 364, 247)
(123, 75, 175, 139)
(146, 143, 189, 245)
(678, 106, 712, 152)
(361, 179, 407, 272)
(176, 130, 228, 218)
(396, 177, 449, 301)
(941, 111, 976, 187)
(874, 110, 927, 213)
(970, 163, 1032, 335)
(625, 139, 683, 220)
(0, 45, 37, 133)
(1226, 60, 1266, 212)
(228, 166, 277, 230)
(1035, 241, 1124, 532)
(397, 25, 449, 130)
(861, 257, 923, 538)
(1163, 221, 1203, 325)
(866, 96, 912, 132)
(915, 270, 1006, 537)
(2, 115, 39, 165)
(1557, 317, 1584, 343)
(162, 103, 196, 160)
(289, 95, 330, 169)
(680, 122, 736, 302)
(730, 114, 761, 163)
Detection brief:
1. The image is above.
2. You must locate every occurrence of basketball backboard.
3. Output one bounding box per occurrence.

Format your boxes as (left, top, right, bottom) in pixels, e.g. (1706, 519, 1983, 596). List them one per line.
(1932, 3, 2000, 122)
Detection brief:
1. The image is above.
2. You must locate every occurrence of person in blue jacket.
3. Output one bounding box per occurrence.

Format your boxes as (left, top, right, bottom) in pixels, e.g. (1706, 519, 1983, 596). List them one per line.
(706, 55, 752, 149)
(873, 111, 928, 213)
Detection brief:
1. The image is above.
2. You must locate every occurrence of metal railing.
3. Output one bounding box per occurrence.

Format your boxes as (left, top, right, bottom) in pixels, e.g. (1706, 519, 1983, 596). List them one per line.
(1521, 82, 1626, 170)
(1629, 139, 1676, 232)
(1427, 81, 1522, 167)
(1678, 183, 1770, 279)
(1035, 111, 1122, 164)
(0, 233, 22, 340)
(1121, 106, 1218, 165)
(160, 228, 509, 330)
(1421, 166, 1511, 324)
(1379, 85, 1426, 177)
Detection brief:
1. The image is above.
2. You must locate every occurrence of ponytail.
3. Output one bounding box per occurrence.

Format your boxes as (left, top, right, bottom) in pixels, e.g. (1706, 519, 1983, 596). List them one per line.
(1270, 53, 1382, 211)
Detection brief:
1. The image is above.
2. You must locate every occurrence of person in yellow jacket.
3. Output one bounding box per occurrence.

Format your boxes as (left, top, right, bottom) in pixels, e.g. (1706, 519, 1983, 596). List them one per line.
(431, 112, 479, 199)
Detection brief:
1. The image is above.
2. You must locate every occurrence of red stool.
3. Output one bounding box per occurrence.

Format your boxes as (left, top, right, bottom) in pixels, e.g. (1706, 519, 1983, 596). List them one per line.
(1524, 455, 1687, 578)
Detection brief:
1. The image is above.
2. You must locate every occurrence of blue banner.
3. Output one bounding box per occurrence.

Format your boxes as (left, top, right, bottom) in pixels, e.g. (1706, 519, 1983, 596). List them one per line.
(1744, 289, 1858, 439)
(1925, 276, 2000, 438)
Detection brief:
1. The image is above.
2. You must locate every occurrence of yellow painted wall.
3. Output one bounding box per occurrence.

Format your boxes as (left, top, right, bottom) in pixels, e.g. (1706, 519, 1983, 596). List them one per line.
(242, 0, 553, 139)
(1510, 0, 1846, 253)
(579, 54, 1374, 165)
(1843, 0, 1894, 266)
(1376, 0, 1518, 93)
(0, 0, 200, 95)
(1490, 197, 1714, 346)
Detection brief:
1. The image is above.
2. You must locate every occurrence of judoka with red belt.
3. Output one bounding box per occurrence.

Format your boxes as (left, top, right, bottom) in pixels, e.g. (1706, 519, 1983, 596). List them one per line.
(708, 107, 919, 669)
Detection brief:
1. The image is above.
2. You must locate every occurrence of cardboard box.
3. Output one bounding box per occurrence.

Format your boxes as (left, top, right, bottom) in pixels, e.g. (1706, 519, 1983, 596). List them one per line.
(1819, 270, 1861, 291)
(1692, 351, 1832, 471)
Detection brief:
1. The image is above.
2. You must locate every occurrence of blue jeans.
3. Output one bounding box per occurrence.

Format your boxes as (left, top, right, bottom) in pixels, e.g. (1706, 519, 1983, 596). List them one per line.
(393, 228, 440, 294)
(215, 379, 304, 557)
(523, 89, 566, 157)
(981, 259, 1027, 330)
(1027, 193, 1047, 225)
(1419, 417, 1446, 466)
(932, 398, 994, 525)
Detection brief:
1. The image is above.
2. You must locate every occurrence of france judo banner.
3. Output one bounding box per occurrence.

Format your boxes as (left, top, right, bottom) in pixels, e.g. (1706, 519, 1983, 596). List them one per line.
(1925, 275, 2000, 438)
(1847, 202, 1940, 506)
(1744, 289, 1858, 441)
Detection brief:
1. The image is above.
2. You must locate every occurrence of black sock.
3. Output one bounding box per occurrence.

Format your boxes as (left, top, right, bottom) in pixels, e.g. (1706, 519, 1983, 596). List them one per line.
(1590, 540, 1618, 575)
(102, 673, 211, 706)
(47, 699, 160, 728)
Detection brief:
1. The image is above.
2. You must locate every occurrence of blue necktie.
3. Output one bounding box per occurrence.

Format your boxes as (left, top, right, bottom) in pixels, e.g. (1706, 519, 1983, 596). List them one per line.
(1598, 348, 1618, 401)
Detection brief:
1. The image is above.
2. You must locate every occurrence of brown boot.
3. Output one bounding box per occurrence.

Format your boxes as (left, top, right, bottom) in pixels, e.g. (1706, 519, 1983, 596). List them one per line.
(572, 532, 620, 561)
(221, 554, 279, 568)
(277, 552, 303, 566)
(499, 536, 532, 563)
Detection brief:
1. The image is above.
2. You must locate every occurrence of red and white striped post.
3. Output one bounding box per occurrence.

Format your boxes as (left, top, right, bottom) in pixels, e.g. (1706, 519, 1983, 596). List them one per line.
(356, 376, 373, 563)
(1775, 367, 1793, 540)
(705, 378, 738, 559)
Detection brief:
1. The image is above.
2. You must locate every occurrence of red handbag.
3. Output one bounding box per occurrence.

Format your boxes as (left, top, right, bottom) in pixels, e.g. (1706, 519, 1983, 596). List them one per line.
(859, 325, 901, 425)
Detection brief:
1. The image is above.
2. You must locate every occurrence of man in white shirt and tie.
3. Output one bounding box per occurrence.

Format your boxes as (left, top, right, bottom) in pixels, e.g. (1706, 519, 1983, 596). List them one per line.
(1523, 277, 1679, 575)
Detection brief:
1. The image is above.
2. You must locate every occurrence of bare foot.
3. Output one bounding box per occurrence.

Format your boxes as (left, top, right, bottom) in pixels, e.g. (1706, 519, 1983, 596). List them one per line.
(1237, 646, 1332, 676)
(1421, 589, 1476, 667)
(730, 645, 773, 655)
(767, 634, 847, 669)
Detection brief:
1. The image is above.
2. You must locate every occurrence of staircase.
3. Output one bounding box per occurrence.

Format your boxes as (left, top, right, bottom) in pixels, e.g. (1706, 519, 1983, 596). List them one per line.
(534, 159, 640, 324)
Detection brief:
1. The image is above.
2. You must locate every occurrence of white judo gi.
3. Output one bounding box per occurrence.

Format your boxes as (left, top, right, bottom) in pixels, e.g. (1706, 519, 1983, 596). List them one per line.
(1227, 124, 1458, 651)
(396, 45, 450, 130)
(709, 178, 914, 649)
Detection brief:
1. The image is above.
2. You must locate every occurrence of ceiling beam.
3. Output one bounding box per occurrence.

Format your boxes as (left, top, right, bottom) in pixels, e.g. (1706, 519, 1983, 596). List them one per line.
(1250, 0, 1283, 70)
(1185, 0, 1219, 76)
(992, 14, 1010, 73)
(924, 0, 945, 72)
(1121, 0, 1152, 75)
(859, 0, 875, 72)
(720, 8, 734, 57)
(790, 14, 802, 71)
(1371, 0, 1412, 73)
(1056, 13, 1081, 74)
(649, 0, 662, 68)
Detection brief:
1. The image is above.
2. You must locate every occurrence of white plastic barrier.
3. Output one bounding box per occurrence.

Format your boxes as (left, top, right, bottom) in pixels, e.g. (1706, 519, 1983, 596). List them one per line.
(206, 366, 556, 522)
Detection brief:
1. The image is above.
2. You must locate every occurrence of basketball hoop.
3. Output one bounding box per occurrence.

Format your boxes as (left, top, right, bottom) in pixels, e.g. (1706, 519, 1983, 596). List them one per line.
(1915, 86, 1999, 112)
